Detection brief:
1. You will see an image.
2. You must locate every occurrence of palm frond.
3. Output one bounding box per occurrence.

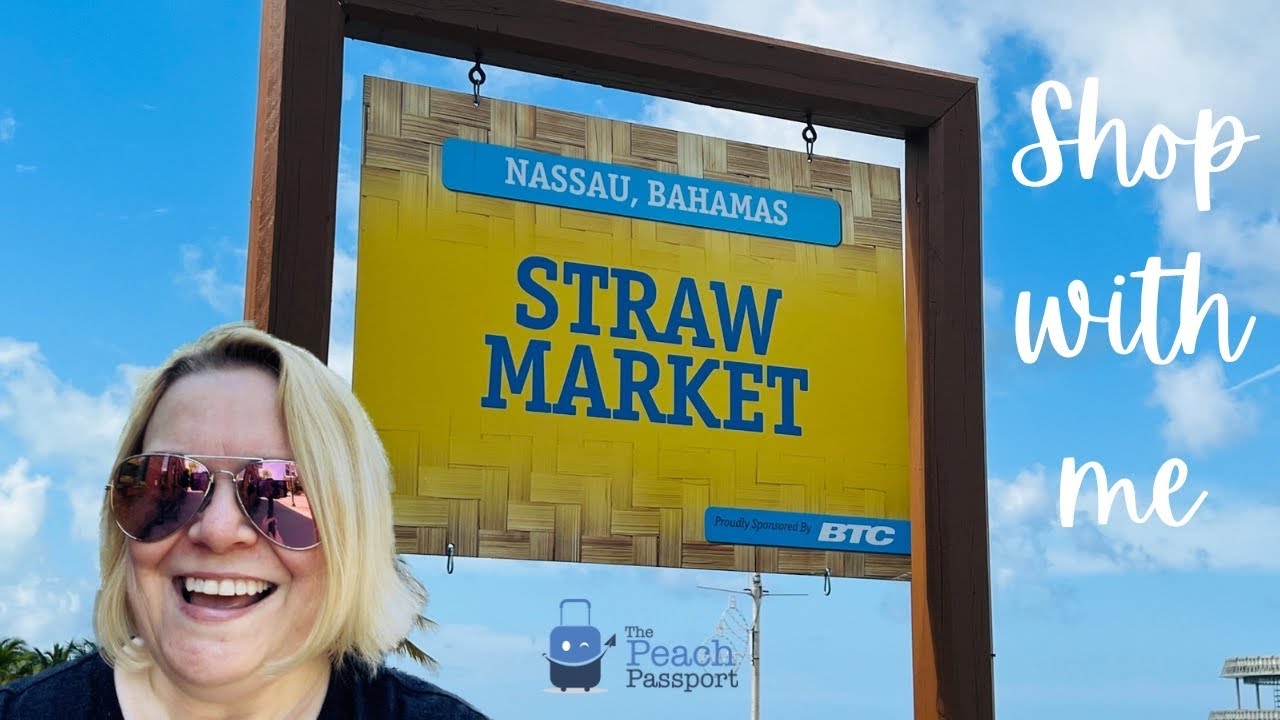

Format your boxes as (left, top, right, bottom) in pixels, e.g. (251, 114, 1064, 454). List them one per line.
(389, 556, 442, 674)
(0, 636, 95, 686)
(394, 615, 441, 674)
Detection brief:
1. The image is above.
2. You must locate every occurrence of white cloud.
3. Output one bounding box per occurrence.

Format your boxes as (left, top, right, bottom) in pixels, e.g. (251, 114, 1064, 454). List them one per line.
(645, 101, 905, 173)
(982, 1, 1280, 317)
(629, 0, 1000, 174)
(992, 465, 1052, 526)
(0, 338, 138, 543)
(990, 462, 1280, 588)
(1052, 486, 1280, 574)
(1157, 183, 1280, 315)
(0, 574, 92, 649)
(1149, 357, 1258, 455)
(178, 244, 245, 316)
(15, 164, 36, 173)
(0, 340, 131, 462)
(326, 245, 358, 385)
(337, 145, 360, 239)
(0, 111, 15, 142)
(399, 622, 542, 684)
(327, 338, 354, 387)
(989, 465, 1057, 591)
(326, 143, 362, 387)
(986, 2, 1268, 126)
(0, 459, 51, 569)
(372, 52, 553, 104)
(376, 55, 434, 85)
(332, 247, 357, 303)
(634, 0, 993, 89)
(621, 1, 1280, 321)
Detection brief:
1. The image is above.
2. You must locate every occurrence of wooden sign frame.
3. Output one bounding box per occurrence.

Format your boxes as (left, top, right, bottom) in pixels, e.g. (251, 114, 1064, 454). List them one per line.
(242, 1, 992, 719)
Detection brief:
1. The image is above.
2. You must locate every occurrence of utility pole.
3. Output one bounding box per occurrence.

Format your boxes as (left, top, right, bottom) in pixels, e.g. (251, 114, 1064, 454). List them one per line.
(699, 572, 807, 720)
(749, 574, 760, 718)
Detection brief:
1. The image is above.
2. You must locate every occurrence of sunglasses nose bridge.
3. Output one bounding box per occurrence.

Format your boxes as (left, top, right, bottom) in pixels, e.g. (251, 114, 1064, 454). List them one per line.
(203, 471, 241, 514)
(187, 472, 256, 543)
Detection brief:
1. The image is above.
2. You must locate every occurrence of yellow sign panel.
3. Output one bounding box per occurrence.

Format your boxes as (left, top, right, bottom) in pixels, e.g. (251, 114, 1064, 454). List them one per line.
(353, 78, 910, 580)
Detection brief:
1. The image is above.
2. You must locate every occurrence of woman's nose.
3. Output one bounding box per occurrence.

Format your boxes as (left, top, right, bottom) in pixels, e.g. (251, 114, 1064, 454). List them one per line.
(187, 475, 258, 550)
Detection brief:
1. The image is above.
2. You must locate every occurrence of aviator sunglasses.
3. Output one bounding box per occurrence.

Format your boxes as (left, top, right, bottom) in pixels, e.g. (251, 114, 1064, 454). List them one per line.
(107, 453, 320, 550)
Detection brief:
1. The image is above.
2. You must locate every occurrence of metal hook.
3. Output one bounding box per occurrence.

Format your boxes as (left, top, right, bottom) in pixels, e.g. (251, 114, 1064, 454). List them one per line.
(802, 112, 818, 163)
(445, 542, 455, 574)
(822, 567, 831, 596)
(469, 52, 486, 107)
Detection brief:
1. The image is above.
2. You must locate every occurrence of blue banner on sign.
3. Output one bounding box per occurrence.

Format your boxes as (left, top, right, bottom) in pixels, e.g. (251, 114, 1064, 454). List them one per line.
(440, 138, 843, 247)
(703, 506, 910, 556)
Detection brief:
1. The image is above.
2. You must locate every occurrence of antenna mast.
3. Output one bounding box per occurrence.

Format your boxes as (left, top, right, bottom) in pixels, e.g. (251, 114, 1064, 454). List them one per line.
(699, 572, 807, 720)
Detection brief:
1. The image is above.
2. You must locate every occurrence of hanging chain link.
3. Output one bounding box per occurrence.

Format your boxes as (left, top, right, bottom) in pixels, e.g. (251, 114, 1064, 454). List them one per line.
(469, 52, 487, 107)
(802, 112, 818, 162)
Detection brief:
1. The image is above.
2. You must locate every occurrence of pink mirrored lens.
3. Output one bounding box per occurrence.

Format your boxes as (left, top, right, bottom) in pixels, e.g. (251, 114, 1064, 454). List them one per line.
(238, 461, 318, 548)
(111, 455, 211, 541)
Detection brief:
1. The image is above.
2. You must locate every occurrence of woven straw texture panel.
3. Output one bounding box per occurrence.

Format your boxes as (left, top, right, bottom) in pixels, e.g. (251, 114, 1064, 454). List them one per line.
(355, 77, 910, 581)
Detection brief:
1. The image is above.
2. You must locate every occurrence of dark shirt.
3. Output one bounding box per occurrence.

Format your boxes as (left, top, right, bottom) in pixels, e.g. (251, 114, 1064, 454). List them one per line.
(0, 651, 490, 719)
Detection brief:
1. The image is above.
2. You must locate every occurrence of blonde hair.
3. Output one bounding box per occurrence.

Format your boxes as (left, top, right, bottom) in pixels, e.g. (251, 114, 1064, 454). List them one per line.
(93, 322, 427, 678)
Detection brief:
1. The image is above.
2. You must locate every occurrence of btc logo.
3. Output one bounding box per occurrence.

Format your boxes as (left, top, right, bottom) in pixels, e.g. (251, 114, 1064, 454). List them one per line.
(817, 522, 896, 546)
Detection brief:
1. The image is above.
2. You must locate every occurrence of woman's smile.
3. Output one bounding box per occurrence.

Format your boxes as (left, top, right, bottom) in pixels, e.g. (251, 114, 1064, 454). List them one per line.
(171, 573, 280, 617)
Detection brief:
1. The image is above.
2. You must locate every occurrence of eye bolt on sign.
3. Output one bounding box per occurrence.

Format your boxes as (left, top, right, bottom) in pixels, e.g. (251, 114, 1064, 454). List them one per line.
(352, 78, 911, 580)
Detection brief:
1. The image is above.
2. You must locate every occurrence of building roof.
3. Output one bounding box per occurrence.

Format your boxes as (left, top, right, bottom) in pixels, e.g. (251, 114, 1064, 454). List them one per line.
(1223, 657, 1280, 681)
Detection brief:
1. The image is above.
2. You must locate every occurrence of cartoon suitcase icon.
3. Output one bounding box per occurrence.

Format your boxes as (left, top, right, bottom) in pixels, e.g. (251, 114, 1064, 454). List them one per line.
(544, 599, 616, 691)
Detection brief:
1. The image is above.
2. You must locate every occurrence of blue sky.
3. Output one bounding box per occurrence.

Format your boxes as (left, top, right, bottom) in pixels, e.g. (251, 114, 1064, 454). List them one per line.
(3, 2, 1280, 718)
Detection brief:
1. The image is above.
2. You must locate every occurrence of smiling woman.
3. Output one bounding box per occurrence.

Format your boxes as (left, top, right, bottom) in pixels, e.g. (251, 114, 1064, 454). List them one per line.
(0, 323, 490, 719)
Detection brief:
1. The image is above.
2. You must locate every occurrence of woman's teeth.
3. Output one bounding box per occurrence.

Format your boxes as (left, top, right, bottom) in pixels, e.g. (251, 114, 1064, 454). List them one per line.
(182, 577, 274, 597)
